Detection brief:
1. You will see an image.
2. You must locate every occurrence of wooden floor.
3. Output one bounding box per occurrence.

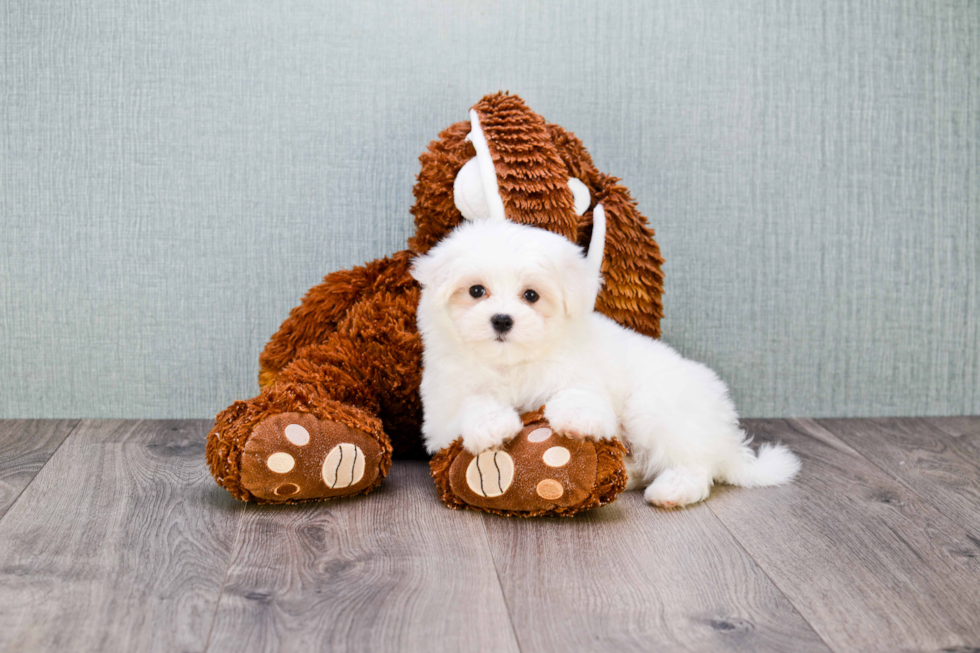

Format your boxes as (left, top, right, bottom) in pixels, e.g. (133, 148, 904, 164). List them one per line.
(0, 418, 978, 652)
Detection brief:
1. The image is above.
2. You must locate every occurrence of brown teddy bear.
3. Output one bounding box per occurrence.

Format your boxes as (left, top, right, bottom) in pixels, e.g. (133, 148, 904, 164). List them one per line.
(206, 92, 664, 516)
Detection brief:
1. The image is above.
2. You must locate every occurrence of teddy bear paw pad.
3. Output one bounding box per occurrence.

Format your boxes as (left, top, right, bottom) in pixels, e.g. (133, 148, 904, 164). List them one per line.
(465, 450, 515, 497)
(240, 412, 384, 502)
(443, 418, 612, 515)
(322, 443, 366, 489)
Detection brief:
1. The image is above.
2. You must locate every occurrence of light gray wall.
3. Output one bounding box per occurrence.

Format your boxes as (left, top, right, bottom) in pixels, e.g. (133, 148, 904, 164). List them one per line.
(1, 0, 977, 419)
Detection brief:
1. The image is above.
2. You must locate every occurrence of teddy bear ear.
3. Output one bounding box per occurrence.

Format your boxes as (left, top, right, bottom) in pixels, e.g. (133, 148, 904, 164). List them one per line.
(467, 94, 581, 241)
(545, 122, 665, 339)
(591, 177, 664, 338)
(568, 178, 591, 216)
(452, 159, 488, 222)
(454, 108, 589, 222)
(453, 110, 507, 223)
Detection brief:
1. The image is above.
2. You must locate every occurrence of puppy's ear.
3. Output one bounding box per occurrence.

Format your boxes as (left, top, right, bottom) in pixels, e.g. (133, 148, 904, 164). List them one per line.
(557, 247, 602, 317)
(410, 252, 440, 288)
(411, 250, 460, 304)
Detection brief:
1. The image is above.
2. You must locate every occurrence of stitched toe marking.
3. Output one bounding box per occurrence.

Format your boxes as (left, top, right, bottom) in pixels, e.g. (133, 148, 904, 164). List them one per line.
(465, 451, 515, 497)
(322, 443, 366, 489)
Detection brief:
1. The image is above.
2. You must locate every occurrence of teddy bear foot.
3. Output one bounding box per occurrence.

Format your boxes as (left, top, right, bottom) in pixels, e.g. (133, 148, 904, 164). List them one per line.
(238, 412, 389, 503)
(429, 411, 629, 517)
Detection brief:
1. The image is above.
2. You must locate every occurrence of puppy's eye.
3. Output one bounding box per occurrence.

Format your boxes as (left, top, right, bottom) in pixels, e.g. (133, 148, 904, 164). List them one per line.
(523, 289, 539, 303)
(469, 285, 486, 299)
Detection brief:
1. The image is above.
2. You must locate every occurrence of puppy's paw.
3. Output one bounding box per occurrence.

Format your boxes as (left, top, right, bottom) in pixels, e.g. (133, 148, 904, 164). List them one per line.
(644, 466, 712, 509)
(459, 405, 523, 454)
(544, 390, 618, 440)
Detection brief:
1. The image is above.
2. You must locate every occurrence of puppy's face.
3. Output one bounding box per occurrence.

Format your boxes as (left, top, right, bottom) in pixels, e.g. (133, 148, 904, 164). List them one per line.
(412, 221, 597, 365)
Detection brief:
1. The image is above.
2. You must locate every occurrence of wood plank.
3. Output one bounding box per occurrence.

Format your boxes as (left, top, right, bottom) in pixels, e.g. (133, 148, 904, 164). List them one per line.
(0, 420, 245, 653)
(483, 491, 830, 653)
(0, 420, 78, 518)
(206, 462, 520, 653)
(708, 419, 980, 653)
(818, 416, 980, 535)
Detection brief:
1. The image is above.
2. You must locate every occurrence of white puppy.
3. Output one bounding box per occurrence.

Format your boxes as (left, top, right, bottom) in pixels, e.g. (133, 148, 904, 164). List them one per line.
(411, 211, 799, 508)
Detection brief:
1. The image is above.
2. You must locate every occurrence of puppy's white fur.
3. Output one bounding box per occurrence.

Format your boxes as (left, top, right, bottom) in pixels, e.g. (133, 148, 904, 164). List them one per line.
(412, 221, 800, 508)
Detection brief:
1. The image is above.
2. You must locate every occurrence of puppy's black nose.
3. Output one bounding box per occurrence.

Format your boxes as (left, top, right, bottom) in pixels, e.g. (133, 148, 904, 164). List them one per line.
(491, 314, 514, 334)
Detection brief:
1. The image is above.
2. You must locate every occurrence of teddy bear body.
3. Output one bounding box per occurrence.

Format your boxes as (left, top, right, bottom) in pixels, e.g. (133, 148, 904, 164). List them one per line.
(206, 93, 665, 515)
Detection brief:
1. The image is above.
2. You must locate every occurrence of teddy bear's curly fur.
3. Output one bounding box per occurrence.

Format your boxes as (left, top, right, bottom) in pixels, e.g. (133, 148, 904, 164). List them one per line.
(206, 92, 664, 515)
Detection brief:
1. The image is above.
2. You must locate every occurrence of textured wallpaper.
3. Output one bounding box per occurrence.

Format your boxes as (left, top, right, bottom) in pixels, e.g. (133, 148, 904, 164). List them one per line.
(1, 0, 977, 418)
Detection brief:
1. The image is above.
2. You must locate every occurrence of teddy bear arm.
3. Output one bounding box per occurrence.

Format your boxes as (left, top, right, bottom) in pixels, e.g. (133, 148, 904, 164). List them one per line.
(258, 255, 409, 387)
(271, 264, 426, 458)
(273, 338, 383, 414)
(208, 329, 397, 503)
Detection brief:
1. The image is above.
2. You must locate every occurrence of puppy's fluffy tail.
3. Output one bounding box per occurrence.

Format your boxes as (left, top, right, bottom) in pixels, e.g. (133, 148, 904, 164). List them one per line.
(721, 442, 801, 487)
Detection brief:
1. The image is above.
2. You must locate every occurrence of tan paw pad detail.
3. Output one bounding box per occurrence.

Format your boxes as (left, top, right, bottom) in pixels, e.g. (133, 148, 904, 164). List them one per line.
(542, 446, 571, 467)
(274, 483, 300, 496)
(267, 452, 295, 473)
(536, 479, 564, 500)
(466, 451, 515, 498)
(322, 443, 366, 489)
(284, 423, 310, 446)
(527, 427, 552, 443)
